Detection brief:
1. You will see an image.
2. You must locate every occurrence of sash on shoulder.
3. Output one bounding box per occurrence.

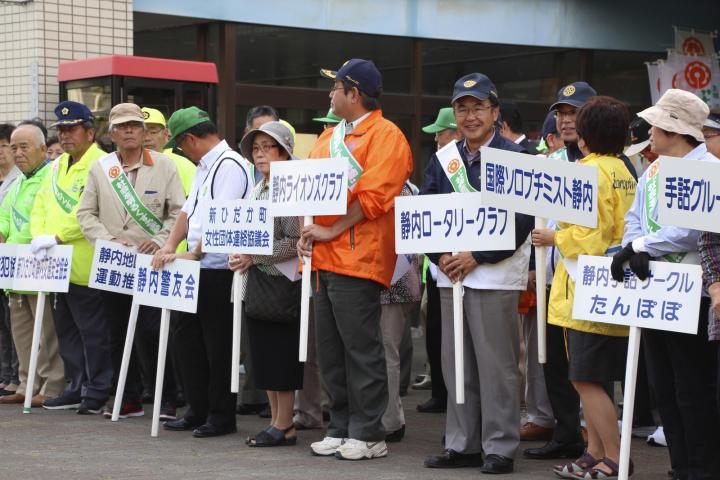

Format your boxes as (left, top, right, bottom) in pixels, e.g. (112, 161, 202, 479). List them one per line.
(436, 140, 477, 193)
(100, 153, 163, 237)
(329, 120, 363, 191)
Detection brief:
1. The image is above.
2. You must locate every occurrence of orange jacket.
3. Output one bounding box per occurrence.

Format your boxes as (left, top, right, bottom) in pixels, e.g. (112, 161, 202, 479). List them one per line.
(309, 110, 413, 288)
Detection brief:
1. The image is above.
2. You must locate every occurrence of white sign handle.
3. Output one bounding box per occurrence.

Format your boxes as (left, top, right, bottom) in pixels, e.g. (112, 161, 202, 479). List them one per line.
(231, 271, 243, 393)
(151, 308, 171, 438)
(23, 292, 46, 413)
(111, 300, 140, 422)
(534, 217, 548, 364)
(452, 252, 465, 404)
(299, 215, 313, 362)
(619, 326, 641, 480)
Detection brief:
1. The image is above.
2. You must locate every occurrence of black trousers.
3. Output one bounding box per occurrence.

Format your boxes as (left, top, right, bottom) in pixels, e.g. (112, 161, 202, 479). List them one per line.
(543, 321, 583, 445)
(314, 271, 387, 441)
(104, 290, 177, 404)
(53, 284, 113, 401)
(425, 276, 447, 402)
(643, 296, 720, 480)
(172, 269, 236, 428)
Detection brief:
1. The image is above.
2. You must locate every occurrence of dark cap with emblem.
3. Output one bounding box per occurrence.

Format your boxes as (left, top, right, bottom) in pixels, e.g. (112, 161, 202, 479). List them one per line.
(549, 82, 597, 112)
(451, 73, 498, 105)
(51, 100, 94, 128)
(320, 59, 383, 98)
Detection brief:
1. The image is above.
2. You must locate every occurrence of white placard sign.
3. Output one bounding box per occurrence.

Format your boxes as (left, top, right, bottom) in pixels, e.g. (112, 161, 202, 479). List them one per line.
(572, 255, 702, 334)
(395, 192, 516, 254)
(0, 244, 17, 289)
(480, 146, 599, 228)
(89, 240, 137, 294)
(133, 254, 200, 313)
(269, 158, 349, 216)
(200, 199, 273, 254)
(12, 244, 72, 292)
(658, 155, 720, 233)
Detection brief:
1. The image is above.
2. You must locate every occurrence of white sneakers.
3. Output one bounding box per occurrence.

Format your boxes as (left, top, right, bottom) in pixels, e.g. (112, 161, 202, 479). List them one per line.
(647, 426, 667, 447)
(310, 436, 388, 460)
(311, 437, 346, 456)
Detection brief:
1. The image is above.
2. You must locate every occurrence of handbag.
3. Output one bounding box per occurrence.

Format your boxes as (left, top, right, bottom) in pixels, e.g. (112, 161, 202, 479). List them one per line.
(244, 266, 301, 323)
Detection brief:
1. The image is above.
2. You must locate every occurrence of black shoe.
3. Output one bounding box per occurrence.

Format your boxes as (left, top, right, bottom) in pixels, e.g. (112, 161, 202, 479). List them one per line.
(523, 440, 585, 460)
(258, 404, 272, 419)
(236, 402, 267, 415)
(42, 392, 81, 410)
(386, 425, 405, 443)
(417, 397, 446, 413)
(164, 417, 203, 431)
(77, 398, 105, 415)
(480, 454, 514, 474)
(424, 449, 484, 468)
(192, 422, 237, 438)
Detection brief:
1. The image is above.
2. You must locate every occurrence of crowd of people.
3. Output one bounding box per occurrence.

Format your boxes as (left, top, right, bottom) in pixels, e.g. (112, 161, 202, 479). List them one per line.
(0, 56, 720, 479)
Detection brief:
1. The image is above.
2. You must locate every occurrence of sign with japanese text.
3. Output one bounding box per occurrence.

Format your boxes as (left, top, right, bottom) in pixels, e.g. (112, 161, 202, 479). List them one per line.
(133, 254, 200, 313)
(12, 245, 72, 292)
(658, 155, 720, 233)
(0, 244, 17, 289)
(480, 147, 598, 227)
(573, 255, 702, 334)
(200, 199, 273, 254)
(395, 192, 516, 254)
(269, 158, 348, 216)
(89, 240, 137, 295)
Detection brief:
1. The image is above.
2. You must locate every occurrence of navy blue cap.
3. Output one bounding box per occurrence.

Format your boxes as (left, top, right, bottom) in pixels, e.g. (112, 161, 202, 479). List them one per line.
(705, 112, 720, 130)
(549, 82, 597, 112)
(51, 101, 94, 128)
(541, 111, 558, 140)
(320, 59, 383, 98)
(451, 73, 498, 104)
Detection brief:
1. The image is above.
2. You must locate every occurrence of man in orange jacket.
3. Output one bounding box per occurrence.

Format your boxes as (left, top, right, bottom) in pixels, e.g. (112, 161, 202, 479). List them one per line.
(297, 58, 413, 460)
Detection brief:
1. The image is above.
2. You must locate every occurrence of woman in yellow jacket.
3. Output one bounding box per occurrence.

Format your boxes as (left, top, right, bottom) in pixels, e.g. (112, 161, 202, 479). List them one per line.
(532, 96, 637, 479)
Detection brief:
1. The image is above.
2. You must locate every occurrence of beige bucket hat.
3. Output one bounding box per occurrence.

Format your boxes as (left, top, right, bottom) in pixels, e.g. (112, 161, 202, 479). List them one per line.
(637, 89, 709, 142)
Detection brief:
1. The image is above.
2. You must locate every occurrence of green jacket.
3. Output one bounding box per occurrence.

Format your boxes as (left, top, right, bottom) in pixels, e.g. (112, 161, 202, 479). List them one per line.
(0, 162, 51, 245)
(30, 143, 105, 286)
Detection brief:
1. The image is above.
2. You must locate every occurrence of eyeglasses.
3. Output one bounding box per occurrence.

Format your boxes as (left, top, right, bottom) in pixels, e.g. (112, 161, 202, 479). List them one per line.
(252, 143, 279, 154)
(146, 127, 165, 135)
(329, 85, 345, 94)
(704, 130, 720, 140)
(553, 109, 577, 119)
(454, 104, 493, 118)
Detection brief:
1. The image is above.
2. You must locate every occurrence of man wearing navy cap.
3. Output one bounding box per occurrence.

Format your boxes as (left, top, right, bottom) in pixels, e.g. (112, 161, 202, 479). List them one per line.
(421, 73, 534, 474)
(298, 58, 413, 460)
(30, 101, 109, 414)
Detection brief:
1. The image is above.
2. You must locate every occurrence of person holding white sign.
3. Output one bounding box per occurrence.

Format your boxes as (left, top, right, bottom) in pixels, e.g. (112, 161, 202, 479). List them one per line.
(296, 59, 413, 460)
(152, 107, 252, 438)
(532, 96, 637, 479)
(77, 103, 186, 420)
(613, 89, 720, 480)
(0, 124, 65, 408)
(421, 73, 533, 474)
(229, 121, 303, 447)
(28, 101, 107, 414)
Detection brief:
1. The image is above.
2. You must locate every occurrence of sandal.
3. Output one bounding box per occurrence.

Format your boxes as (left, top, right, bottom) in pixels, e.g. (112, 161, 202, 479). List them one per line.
(247, 425, 297, 447)
(572, 457, 633, 479)
(553, 452, 599, 478)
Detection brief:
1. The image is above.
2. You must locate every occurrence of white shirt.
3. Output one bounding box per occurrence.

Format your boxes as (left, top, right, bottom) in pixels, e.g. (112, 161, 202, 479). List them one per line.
(182, 140, 252, 269)
(345, 111, 372, 134)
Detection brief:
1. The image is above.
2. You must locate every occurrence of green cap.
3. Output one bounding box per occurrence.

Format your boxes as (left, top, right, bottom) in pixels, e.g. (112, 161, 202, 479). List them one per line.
(422, 107, 457, 134)
(164, 106, 212, 149)
(312, 109, 342, 124)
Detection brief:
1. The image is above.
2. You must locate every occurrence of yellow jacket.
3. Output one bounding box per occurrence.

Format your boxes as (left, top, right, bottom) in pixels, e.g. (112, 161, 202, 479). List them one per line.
(163, 149, 196, 196)
(548, 153, 636, 336)
(30, 143, 105, 286)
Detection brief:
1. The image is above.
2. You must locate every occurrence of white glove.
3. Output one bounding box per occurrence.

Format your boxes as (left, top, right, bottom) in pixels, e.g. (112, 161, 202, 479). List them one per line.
(30, 234, 57, 254)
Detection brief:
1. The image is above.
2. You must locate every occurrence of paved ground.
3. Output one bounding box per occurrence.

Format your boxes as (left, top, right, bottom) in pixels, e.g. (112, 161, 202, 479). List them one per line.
(0, 335, 672, 479)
